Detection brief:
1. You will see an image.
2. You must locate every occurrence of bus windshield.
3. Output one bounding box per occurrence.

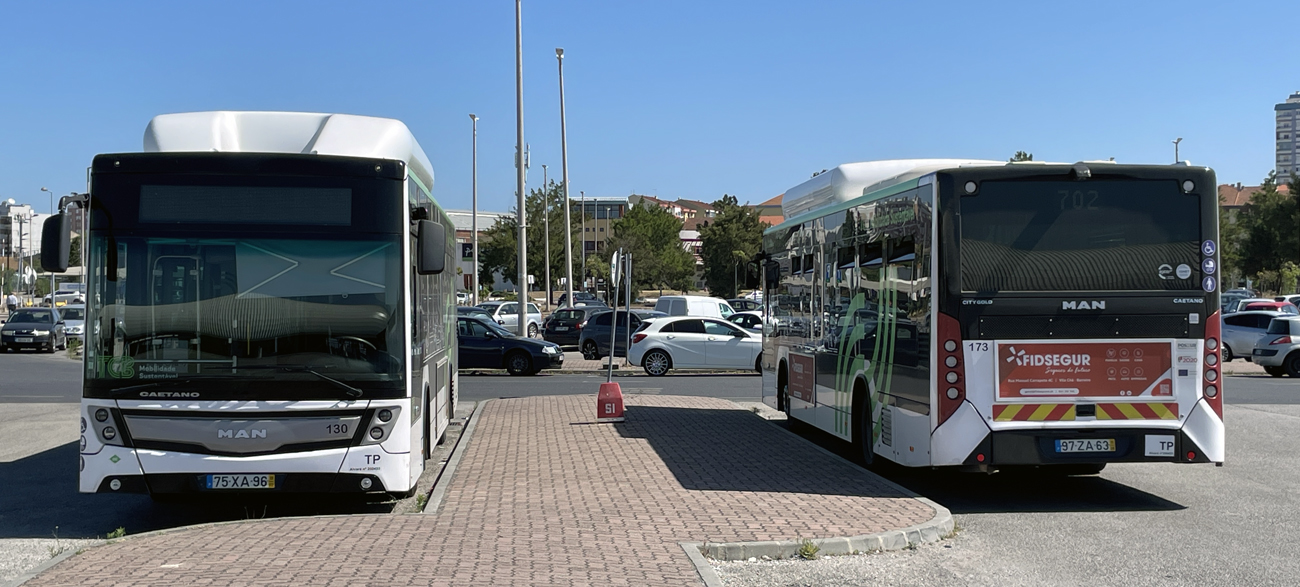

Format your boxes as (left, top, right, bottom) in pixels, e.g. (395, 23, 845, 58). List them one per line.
(86, 235, 404, 395)
(960, 179, 1202, 292)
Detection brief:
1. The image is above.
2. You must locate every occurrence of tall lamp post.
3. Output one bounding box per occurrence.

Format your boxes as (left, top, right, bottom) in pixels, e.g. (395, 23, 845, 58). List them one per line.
(557, 47, 575, 311)
(470, 114, 480, 306)
(513, 0, 528, 336)
(542, 163, 551, 308)
(1172, 137, 1182, 163)
(40, 187, 54, 302)
(580, 190, 586, 289)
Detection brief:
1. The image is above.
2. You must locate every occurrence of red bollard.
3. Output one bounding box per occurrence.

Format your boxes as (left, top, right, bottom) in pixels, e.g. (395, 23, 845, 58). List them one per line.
(597, 382, 625, 423)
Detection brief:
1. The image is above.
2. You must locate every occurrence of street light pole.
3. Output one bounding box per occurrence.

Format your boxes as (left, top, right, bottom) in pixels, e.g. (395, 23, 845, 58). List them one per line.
(470, 114, 480, 306)
(40, 187, 55, 303)
(580, 190, 586, 290)
(513, 0, 528, 336)
(542, 163, 551, 309)
(557, 47, 575, 311)
(1173, 137, 1182, 163)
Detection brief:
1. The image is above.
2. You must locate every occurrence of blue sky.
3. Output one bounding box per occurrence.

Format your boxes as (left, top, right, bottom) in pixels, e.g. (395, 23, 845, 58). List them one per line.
(0, 1, 1292, 214)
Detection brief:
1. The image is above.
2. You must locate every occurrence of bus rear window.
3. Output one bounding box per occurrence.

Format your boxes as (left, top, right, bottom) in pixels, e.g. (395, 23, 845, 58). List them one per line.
(960, 180, 1201, 292)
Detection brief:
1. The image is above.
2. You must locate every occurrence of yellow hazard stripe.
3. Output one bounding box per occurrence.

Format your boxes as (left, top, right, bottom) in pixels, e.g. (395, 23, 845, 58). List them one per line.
(994, 404, 1022, 421)
(1149, 403, 1177, 420)
(1027, 404, 1056, 421)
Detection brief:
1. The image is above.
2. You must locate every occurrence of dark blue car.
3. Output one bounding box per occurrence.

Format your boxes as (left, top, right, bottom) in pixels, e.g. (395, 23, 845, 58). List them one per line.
(457, 316, 563, 376)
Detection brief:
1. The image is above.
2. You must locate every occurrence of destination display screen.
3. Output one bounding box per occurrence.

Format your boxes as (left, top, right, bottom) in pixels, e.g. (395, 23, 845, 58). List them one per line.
(139, 185, 352, 225)
(960, 180, 1201, 292)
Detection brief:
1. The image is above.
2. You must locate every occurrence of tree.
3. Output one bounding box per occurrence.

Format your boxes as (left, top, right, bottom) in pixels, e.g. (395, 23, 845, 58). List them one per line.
(698, 195, 766, 298)
(606, 203, 696, 297)
(69, 235, 81, 267)
(1009, 151, 1033, 162)
(478, 181, 584, 297)
(1236, 172, 1300, 277)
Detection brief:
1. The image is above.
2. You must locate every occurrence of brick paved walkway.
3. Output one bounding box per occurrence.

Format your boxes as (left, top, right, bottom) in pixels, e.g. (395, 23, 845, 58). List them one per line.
(27, 396, 936, 586)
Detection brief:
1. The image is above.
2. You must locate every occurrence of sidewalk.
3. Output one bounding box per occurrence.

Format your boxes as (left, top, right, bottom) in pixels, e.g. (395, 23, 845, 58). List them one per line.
(23, 395, 945, 586)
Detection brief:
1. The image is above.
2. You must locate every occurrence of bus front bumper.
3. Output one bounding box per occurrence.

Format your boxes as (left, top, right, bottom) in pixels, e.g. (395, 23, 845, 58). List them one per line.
(90, 472, 392, 496)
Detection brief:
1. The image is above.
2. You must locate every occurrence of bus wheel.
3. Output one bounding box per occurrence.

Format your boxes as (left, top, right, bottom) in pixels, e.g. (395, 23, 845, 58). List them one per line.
(1266, 365, 1286, 377)
(851, 379, 874, 468)
(505, 352, 532, 376)
(1285, 352, 1300, 378)
(776, 365, 789, 415)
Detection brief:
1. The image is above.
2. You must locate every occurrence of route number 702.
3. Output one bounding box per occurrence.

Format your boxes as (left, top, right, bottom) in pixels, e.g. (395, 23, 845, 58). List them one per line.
(966, 342, 990, 352)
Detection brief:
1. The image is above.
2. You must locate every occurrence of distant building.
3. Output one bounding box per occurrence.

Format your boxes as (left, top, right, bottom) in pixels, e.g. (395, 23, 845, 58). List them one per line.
(1218, 182, 1291, 221)
(1277, 91, 1300, 182)
(445, 209, 510, 292)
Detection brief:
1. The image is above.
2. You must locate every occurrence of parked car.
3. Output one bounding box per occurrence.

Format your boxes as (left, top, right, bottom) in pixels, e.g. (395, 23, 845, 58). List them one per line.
(555, 291, 599, 307)
(727, 298, 762, 312)
(59, 304, 86, 344)
(1252, 316, 1300, 377)
(0, 307, 67, 352)
(455, 291, 469, 304)
(458, 305, 492, 320)
(1241, 301, 1299, 315)
(1225, 298, 1273, 314)
(728, 310, 765, 333)
(653, 295, 735, 319)
(1221, 310, 1287, 361)
(457, 315, 563, 375)
(42, 289, 84, 307)
(476, 301, 544, 337)
(628, 316, 762, 376)
(579, 310, 665, 359)
(543, 305, 610, 347)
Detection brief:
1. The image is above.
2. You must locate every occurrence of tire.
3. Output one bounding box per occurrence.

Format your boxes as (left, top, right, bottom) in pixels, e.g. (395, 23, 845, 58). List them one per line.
(1266, 365, 1286, 377)
(1221, 345, 1233, 362)
(582, 340, 599, 361)
(527, 323, 538, 338)
(642, 349, 671, 376)
(754, 355, 762, 374)
(1286, 352, 1300, 378)
(776, 363, 789, 415)
(851, 379, 874, 467)
(505, 351, 533, 376)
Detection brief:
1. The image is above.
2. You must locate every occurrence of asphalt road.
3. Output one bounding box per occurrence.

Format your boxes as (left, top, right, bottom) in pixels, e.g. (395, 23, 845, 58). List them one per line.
(720, 372, 1300, 587)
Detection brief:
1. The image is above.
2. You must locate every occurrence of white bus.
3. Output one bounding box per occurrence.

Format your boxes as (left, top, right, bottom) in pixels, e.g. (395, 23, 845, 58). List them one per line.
(759, 159, 1225, 473)
(43, 111, 457, 499)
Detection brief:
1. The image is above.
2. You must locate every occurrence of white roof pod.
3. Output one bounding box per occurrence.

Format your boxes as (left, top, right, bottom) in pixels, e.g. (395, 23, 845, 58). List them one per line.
(142, 111, 435, 191)
(781, 159, 1003, 219)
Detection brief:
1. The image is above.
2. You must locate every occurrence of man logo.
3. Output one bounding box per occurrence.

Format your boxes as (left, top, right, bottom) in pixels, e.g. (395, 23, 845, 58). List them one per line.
(1062, 300, 1105, 310)
(218, 429, 267, 439)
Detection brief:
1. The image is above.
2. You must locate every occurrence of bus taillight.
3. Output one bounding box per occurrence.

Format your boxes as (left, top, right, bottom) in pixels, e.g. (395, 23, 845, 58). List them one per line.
(937, 312, 965, 426)
(1203, 311, 1223, 418)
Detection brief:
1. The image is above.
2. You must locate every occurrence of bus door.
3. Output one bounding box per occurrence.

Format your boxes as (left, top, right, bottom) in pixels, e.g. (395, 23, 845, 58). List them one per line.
(150, 254, 201, 362)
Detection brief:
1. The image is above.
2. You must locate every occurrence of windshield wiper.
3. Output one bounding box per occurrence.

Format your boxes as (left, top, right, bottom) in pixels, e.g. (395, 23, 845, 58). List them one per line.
(236, 365, 364, 399)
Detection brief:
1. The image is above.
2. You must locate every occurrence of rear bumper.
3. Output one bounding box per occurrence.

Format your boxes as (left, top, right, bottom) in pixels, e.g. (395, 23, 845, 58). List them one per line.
(966, 427, 1216, 466)
(543, 330, 581, 346)
(1251, 347, 1289, 367)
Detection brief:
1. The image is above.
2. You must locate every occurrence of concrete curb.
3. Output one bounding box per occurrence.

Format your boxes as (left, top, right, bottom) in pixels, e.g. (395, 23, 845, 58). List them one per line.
(680, 408, 954, 565)
(679, 542, 725, 587)
(423, 399, 485, 515)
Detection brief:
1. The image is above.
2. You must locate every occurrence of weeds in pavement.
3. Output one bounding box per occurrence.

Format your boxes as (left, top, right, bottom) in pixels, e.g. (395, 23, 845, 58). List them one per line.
(415, 493, 429, 510)
(106, 527, 125, 540)
(797, 538, 820, 560)
(941, 523, 961, 540)
(47, 526, 66, 558)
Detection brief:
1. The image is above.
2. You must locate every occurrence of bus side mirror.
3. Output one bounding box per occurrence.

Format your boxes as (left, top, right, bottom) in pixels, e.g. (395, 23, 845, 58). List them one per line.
(417, 219, 446, 275)
(764, 260, 781, 287)
(40, 213, 72, 273)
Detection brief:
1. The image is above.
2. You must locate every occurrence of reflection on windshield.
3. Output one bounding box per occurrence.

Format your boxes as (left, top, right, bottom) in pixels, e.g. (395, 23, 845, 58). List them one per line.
(7, 311, 54, 324)
(87, 236, 404, 388)
(61, 308, 85, 321)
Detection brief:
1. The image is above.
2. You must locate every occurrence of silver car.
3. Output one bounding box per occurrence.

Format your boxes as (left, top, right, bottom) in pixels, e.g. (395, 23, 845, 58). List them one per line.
(59, 304, 87, 344)
(1252, 316, 1300, 377)
(477, 301, 543, 338)
(1221, 310, 1286, 362)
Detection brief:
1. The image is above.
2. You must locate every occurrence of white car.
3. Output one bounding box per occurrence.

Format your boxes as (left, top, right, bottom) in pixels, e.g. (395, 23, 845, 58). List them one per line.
(477, 301, 544, 338)
(59, 304, 87, 343)
(628, 316, 762, 376)
(727, 310, 766, 334)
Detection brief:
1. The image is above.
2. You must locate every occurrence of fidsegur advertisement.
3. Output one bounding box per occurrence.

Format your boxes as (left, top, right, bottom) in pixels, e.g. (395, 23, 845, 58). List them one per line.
(997, 341, 1173, 400)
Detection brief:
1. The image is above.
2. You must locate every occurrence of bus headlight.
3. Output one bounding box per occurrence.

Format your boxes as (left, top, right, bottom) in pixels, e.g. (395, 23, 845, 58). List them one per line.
(95, 409, 109, 422)
(377, 409, 393, 423)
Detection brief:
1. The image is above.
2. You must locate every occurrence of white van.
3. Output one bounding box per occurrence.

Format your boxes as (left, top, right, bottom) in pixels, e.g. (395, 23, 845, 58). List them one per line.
(654, 295, 735, 319)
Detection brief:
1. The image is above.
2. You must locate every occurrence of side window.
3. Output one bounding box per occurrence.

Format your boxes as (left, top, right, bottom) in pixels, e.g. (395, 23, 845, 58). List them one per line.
(1224, 315, 1249, 327)
(704, 320, 741, 336)
(719, 303, 733, 318)
(593, 313, 611, 326)
(659, 322, 676, 333)
(671, 299, 686, 315)
(528, 303, 540, 314)
(502, 303, 517, 314)
(1256, 315, 1277, 329)
(675, 319, 706, 334)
